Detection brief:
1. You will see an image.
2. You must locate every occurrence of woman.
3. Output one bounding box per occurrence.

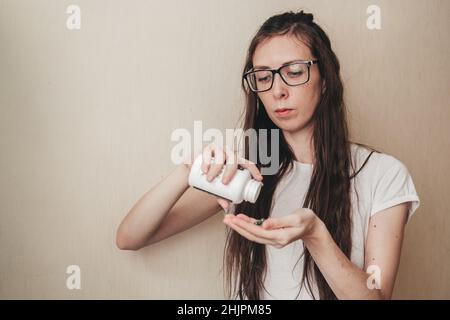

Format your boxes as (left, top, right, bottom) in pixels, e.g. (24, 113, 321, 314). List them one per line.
(116, 11, 420, 300)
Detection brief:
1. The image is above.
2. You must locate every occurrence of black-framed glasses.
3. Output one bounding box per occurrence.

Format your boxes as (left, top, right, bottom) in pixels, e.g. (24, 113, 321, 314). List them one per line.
(243, 60, 319, 93)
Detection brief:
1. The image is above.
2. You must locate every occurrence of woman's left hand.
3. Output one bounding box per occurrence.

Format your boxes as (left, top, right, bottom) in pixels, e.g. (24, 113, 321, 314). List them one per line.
(223, 208, 322, 248)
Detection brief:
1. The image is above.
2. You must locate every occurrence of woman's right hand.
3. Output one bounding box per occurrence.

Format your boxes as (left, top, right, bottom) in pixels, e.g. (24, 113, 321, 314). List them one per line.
(192, 144, 264, 211)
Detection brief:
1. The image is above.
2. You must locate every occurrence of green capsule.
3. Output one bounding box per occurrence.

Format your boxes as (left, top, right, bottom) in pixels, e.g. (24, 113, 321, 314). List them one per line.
(254, 218, 264, 226)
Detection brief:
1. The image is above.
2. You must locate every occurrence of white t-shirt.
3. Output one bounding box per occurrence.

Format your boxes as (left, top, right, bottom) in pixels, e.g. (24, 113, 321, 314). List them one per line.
(232, 143, 421, 300)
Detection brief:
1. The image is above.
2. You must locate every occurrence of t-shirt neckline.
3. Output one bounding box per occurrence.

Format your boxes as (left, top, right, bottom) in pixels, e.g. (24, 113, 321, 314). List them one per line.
(293, 160, 314, 168)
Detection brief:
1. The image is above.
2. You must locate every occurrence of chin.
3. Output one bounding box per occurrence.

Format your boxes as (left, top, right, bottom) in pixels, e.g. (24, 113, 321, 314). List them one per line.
(274, 119, 311, 134)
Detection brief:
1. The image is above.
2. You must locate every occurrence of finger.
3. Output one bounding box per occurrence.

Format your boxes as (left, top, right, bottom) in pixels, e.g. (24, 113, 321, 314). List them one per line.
(207, 163, 225, 182)
(221, 163, 238, 185)
(207, 148, 225, 182)
(221, 151, 238, 185)
(238, 158, 263, 181)
(223, 145, 238, 166)
(217, 198, 230, 212)
(231, 216, 283, 241)
(262, 214, 302, 230)
(226, 215, 300, 248)
(223, 218, 275, 246)
(235, 214, 258, 224)
(223, 213, 235, 221)
(201, 145, 213, 173)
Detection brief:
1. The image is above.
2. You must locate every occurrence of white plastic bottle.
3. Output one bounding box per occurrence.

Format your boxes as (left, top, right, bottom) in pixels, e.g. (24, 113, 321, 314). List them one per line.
(188, 154, 263, 204)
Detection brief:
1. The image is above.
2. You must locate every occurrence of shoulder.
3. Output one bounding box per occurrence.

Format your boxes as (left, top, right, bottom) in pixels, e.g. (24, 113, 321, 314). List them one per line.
(349, 143, 408, 179)
(349, 143, 420, 220)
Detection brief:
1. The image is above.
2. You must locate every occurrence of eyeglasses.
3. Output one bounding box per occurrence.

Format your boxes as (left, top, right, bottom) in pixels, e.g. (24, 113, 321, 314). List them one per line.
(243, 60, 319, 93)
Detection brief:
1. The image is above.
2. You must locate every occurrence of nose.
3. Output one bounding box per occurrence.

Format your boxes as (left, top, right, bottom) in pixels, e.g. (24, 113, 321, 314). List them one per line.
(271, 72, 288, 99)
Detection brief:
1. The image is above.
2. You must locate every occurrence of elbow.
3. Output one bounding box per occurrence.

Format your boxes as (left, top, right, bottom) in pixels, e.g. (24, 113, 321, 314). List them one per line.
(369, 289, 390, 300)
(379, 291, 392, 300)
(116, 229, 142, 251)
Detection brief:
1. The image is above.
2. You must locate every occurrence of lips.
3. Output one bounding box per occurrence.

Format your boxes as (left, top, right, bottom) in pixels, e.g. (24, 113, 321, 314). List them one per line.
(275, 108, 293, 116)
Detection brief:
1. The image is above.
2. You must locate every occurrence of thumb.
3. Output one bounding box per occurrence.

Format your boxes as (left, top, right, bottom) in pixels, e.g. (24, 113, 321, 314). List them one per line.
(217, 198, 231, 213)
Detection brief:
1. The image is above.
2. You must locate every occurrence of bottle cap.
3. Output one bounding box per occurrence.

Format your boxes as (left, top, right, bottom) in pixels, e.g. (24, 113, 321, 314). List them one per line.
(243, 179, 263, 203)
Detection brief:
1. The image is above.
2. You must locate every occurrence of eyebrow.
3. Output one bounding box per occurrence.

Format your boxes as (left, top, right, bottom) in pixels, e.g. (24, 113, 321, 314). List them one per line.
(252, 59, 306, 70)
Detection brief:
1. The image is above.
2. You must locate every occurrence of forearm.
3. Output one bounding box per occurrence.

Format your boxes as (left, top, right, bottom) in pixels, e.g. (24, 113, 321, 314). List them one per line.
(117, 164, 190, 249)
(304, 220, 384, 300)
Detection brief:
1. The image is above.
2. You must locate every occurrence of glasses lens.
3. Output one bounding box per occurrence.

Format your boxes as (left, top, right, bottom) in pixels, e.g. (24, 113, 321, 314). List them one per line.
(280, 63, 309, 85)
(246, 70, 273, 92)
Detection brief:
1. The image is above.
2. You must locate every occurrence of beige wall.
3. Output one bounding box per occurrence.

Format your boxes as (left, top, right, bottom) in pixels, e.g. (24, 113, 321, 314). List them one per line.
(0, 0, 449, 299)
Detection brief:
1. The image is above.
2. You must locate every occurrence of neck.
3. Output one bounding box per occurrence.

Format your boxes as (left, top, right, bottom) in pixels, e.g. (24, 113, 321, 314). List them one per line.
(282, 124, 315, 165)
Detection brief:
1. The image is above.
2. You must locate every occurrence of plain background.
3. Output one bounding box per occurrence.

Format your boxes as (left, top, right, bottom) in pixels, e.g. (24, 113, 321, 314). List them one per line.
(0, 0, 449, 299)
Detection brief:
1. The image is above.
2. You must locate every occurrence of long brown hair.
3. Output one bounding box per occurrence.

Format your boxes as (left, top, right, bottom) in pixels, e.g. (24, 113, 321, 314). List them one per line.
(223, 10, 379, 300)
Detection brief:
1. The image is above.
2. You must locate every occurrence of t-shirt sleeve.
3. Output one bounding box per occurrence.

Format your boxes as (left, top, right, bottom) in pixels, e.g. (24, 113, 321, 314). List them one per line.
(370, 156, 420, 223)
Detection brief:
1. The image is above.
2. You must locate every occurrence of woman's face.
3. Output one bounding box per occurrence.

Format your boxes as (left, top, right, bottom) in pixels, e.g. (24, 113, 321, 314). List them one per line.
(252, 34, 323, 133)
